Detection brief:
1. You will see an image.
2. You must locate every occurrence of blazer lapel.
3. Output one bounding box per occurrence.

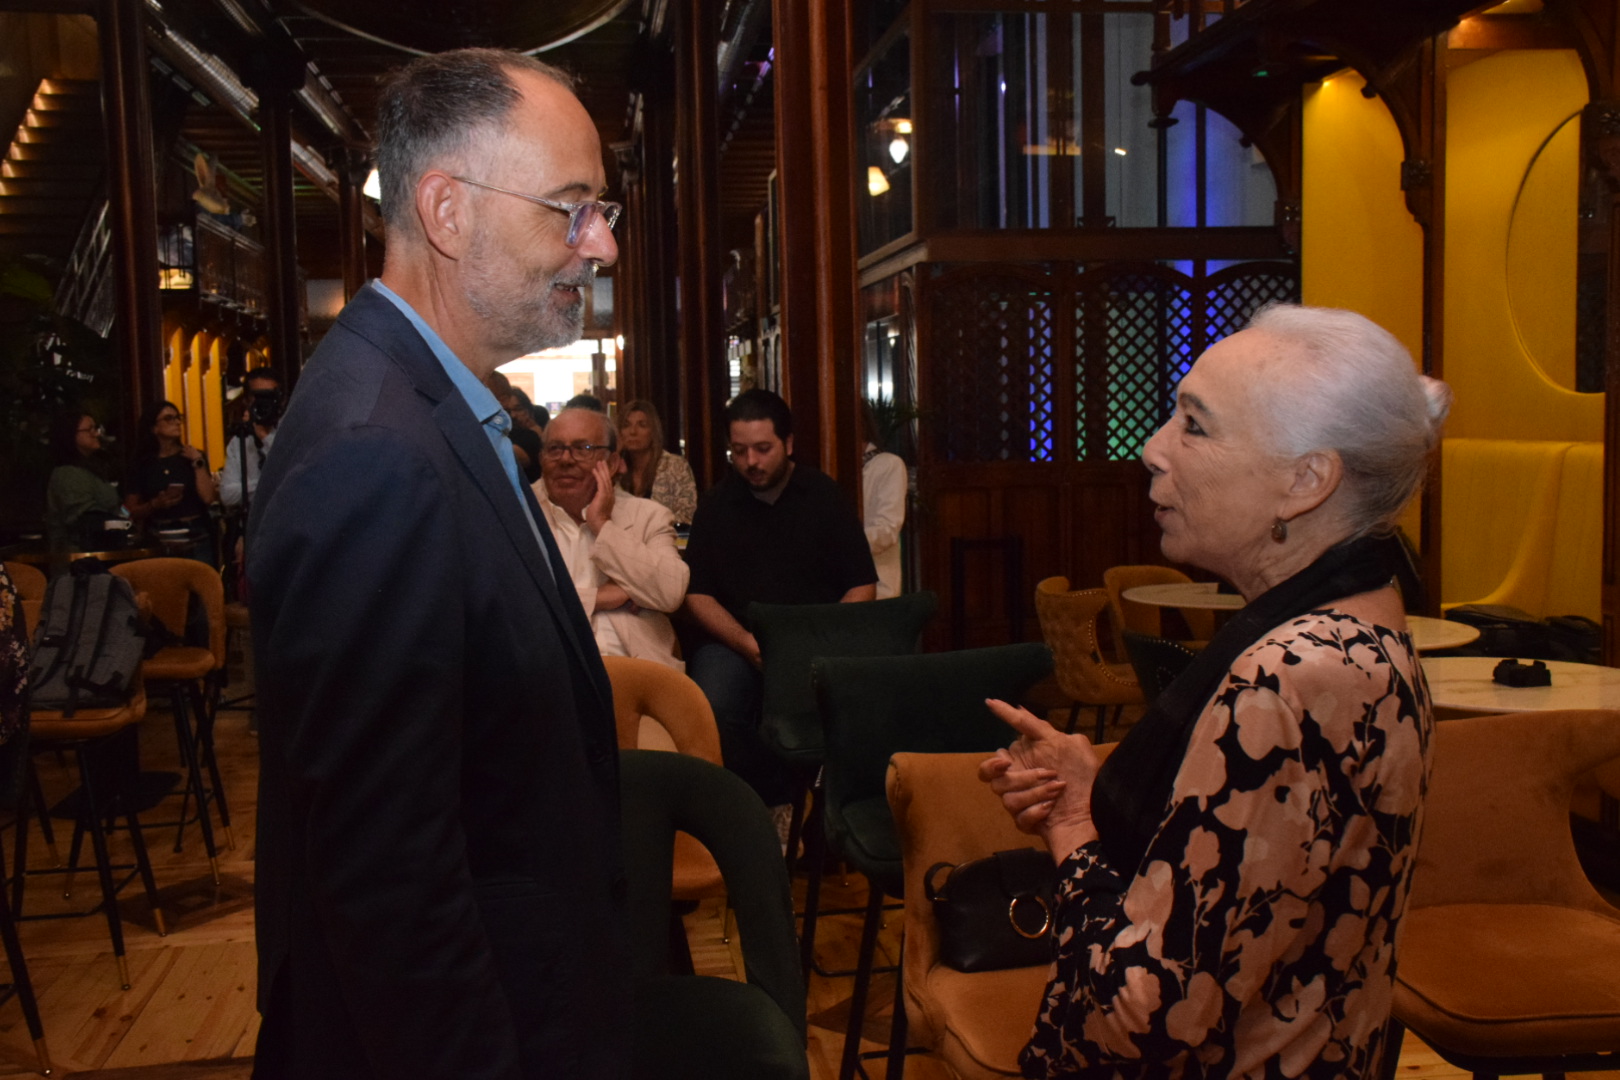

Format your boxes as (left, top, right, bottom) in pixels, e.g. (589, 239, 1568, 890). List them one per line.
(342, 287, 606, 702)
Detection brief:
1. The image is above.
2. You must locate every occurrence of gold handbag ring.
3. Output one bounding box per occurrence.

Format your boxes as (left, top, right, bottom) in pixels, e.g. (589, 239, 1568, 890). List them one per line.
(1008, 895, 1051, 939)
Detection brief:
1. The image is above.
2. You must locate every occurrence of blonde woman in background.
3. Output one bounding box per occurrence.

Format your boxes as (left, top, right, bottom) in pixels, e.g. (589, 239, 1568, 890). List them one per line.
(616, 399, 698, 524)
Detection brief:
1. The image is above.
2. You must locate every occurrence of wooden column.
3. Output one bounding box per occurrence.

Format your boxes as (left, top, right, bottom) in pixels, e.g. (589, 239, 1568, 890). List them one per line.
(773, 0, 861, 487)
(1601, 100, 1620, 664)
(674, 0, 724, 488)
(338, 147, 369, 302)
(640, 71, 684, 452)
(1583, 0, 1620, 664)
(1408, 36, 1448, 617)
(618, 165, 647, 402)
(257, 80, 301, 385)
(97, 0, 163, 444)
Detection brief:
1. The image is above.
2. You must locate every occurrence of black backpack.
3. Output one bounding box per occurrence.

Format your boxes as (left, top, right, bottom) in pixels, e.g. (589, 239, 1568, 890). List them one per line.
(27, 561, 145, 716)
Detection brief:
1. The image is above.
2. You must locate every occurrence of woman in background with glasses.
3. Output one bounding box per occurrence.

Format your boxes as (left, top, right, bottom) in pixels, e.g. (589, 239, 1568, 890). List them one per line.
(125, 400, 219, 565)
(615, 399, 697, 525)
(44, 410, 126, 552)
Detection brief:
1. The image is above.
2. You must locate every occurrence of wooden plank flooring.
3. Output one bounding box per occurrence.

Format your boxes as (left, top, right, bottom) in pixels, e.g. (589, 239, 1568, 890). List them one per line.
(0, 688, 1606, 1077)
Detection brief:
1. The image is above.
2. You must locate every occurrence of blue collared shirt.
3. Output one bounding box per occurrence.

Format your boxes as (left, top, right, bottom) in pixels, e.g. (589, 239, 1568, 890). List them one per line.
(373, 281, 551, 576)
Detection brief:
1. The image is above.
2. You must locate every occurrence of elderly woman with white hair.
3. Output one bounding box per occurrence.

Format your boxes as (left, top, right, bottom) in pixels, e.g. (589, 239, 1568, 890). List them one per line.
(981, 304, 1451, 1079)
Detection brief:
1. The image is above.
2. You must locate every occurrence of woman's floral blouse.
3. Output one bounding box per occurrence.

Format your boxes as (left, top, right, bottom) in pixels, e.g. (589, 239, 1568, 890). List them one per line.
(0, 566, 27, 745)
(646, 452, 698, 525)
(1023, 610, 1434, 1079)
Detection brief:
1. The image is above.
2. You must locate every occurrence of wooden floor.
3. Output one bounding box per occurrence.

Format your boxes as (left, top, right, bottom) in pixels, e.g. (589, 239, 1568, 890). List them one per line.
(0, 691, 1607, 1078)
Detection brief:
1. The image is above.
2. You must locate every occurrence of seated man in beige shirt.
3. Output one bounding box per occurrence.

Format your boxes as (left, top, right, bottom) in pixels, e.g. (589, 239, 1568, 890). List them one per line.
(533, 406, 688, 670)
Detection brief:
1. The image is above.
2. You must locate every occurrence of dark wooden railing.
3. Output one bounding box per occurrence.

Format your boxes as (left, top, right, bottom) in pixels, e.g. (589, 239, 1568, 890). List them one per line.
(1152, 0, 1247, 57)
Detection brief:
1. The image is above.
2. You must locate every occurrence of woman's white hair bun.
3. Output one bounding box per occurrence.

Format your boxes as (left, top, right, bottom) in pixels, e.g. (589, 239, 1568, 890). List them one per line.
(1419, 375, 1452, 431)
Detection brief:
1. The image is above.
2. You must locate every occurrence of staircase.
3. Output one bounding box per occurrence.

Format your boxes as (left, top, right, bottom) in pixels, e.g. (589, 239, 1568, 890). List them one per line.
(0, 78, 104, 264)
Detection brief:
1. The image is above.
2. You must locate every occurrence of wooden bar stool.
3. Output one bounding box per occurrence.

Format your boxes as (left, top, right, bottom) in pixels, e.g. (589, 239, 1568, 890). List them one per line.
(24, 681, 167, 989)
(111, 559, 231, 880)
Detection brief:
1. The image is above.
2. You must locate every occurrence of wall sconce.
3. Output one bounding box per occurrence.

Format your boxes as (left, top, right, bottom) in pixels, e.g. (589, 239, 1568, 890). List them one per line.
(867, 166, 890, 196)
(888, 136, 909, 164)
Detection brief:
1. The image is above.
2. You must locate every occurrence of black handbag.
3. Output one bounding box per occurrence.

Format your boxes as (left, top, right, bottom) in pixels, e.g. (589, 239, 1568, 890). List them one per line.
(924, 847, 1057, 973)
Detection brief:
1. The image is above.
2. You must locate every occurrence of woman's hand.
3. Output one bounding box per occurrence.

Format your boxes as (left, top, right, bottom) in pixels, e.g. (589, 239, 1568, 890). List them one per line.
(978, 699, 1102, 859)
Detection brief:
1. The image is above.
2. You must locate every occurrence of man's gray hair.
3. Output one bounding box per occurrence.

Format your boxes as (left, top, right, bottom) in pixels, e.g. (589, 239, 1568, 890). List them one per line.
(374, 48, 576, 227)
(1249, 303, 1451, 536)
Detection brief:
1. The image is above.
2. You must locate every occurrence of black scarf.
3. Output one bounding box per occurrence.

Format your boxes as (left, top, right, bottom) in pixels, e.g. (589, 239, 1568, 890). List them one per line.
(1090, 534, 1403, 876)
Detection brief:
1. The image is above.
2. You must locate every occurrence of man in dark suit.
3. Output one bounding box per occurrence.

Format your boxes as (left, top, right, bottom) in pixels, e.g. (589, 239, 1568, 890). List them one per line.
(247, 49, 625, 1079)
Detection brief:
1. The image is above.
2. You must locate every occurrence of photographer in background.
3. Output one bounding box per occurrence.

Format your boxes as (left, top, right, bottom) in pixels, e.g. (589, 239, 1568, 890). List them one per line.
(221, 367, 284, 601)
(221, 367, 284, 514)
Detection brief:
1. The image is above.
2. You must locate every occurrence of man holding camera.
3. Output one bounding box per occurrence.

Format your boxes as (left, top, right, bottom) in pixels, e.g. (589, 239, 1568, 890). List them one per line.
(221, 367, 284, 513)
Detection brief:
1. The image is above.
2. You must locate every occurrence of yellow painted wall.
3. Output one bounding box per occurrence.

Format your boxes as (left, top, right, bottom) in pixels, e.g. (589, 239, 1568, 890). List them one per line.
(1302, 72, 1427, 537)
(1443, 49, 1600, 441)
(1301, 72, 1425, 362)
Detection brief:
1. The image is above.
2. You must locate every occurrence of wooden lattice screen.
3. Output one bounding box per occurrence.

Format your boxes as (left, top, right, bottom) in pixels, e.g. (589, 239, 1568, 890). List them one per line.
(923, 259, 1297, 466)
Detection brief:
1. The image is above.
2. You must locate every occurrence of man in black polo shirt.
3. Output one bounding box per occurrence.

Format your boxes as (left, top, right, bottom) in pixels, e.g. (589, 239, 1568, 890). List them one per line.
(683, 389, 877, 805)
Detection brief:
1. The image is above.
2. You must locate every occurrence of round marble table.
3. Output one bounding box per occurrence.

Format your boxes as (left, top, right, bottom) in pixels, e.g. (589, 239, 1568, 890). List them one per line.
(1121, 584, 1481, 652)
(1421, 656, 1620, 713)
(1121, 581, 1243, 611)
(1406, 615, 1481, 653)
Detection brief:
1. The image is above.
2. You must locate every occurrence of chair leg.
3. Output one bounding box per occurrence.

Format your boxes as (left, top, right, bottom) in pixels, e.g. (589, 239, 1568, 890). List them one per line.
(168, 684, 221, 881)
(885, 935, 909, 1080)
(121, 790, 166, 939)
(74, 743, 133, 989)
(839, 884, 885, 1080)
(799, 786, 826, 986)
(1093, 704, 1107, 744)
(27, 761, 57, 865)
(0, 832, 52, 1076)
(190, 680, 234, 849)
(783, 782, 807, 873)
(9, 795, 23, 917)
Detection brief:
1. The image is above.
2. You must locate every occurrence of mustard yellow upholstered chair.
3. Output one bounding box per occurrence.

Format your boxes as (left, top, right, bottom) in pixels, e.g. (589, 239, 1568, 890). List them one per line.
(111, 558, 230, 877)
(26, 680, 166, 989)
(1034, 577, 1141, 742)
(887, 744, 1116, 1079)
(1391, 709, 1620, 1077)
(1101, 564, 1215, 656)
(604, 656, 724, 901)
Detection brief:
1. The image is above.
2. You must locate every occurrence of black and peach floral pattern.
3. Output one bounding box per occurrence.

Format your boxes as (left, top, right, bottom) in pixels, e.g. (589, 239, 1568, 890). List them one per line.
(1023, 610, 1433, 1079)
(0, 566, 27, 746)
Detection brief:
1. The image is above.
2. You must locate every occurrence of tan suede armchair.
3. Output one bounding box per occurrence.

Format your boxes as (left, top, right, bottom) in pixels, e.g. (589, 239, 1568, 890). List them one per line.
(1034, 578, 1141, 743)
(888, 744, 1116, 1079)
(605, 655, 725, 901)
(1391, 709, 1620, 1077)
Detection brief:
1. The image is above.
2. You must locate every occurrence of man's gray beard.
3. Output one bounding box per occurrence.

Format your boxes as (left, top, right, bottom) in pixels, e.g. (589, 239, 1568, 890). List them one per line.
(466, 278, 583, 355)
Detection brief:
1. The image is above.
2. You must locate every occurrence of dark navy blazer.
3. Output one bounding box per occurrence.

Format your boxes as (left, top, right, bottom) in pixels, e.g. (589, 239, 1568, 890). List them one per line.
(248, 284, 625, 1079)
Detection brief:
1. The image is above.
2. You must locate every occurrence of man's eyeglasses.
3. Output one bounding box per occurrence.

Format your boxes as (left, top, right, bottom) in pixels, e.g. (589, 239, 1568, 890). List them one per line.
(541, 442, 612, 461)
(452, 177, 622, 248)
